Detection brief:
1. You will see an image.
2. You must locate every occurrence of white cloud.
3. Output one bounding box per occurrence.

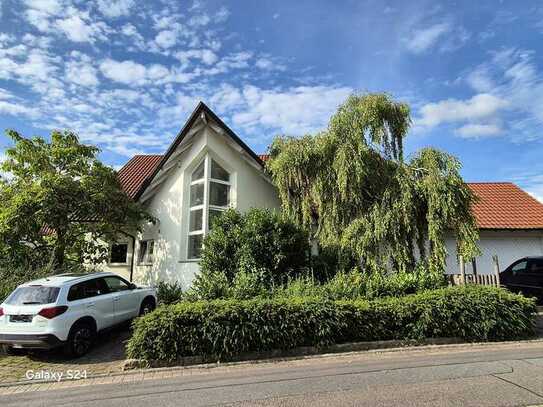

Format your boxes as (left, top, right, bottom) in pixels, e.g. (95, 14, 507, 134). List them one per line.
(466, 66, 495, 92)
(97, 0, 134, 18)
(189, 14, 211, 27)
(255, 57, 285, 71)
(55, 13, 107, 43)
(455, 123, 503, 138)
(461, 48, 543, 142)
(231, 85, 353, 135)
(175, 49, 218, 65)
(417, 93, 508, 127)
(24, 2, 109, 43)
(65, 53, 99, 87)
(24, 0, 62, 14)
(405, 22, 450, 54)
(120, 23, 145, 50)
(0, 99, 39, 118)
(155, 30, 177, 48)
(24, 0, 63, 30)
(98, 59, 192, 86)
(99, 59, 148, 85)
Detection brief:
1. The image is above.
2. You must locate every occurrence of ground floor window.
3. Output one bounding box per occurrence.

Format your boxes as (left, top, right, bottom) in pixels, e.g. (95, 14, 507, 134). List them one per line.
(110, 243, 128, 264)
(138, 240, 155, 264)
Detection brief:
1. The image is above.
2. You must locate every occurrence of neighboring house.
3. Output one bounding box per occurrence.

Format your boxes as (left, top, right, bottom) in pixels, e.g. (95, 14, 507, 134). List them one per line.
(101, 102, 543, 286)
(444, 182, 543, 275)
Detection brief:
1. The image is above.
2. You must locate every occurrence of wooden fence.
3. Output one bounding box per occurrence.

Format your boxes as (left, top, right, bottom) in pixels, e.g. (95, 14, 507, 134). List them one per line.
(447, 254, 501, 287)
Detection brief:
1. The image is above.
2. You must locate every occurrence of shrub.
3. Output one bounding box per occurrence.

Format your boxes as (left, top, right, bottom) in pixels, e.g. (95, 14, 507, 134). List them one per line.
(197, 208, 310, 291)
(127, 285, 536, 362)
(271, 267, 447, 301)
(156, 281, 185, 305)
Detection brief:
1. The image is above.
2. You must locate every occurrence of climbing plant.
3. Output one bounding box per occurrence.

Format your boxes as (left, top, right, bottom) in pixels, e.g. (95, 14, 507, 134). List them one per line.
(268, 93, 479, 274)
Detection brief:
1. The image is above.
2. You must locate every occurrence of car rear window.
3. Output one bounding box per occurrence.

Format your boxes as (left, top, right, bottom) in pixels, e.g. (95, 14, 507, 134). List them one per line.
(5, 286, 61, 305)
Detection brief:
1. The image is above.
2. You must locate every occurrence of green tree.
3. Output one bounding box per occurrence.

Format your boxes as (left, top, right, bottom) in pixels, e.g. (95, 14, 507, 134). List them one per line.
(0, 130, 152, 269)
(268, 93, 479, 274)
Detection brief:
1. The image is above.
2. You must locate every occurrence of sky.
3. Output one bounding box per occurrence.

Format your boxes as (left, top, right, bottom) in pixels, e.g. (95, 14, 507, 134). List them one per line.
(1, 0, 543, 200)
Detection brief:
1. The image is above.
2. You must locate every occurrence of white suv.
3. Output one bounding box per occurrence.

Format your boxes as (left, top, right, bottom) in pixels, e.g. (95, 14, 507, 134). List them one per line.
(0, 272, 156, 357)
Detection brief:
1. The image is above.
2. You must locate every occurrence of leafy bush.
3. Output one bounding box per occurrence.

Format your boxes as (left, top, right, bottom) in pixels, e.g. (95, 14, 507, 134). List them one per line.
(127, 286, 536, 362)
(156, 281, 185, 305)
(270, 267, 446, 300)
(195, 208, 310, 295)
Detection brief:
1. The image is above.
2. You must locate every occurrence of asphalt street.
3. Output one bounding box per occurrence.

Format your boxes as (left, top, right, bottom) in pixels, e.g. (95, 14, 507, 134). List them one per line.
(2, 341, 543, 407)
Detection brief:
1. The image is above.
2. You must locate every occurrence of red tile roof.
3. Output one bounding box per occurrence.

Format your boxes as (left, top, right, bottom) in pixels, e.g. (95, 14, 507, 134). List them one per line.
(117, 155, 163, 199)
(468, 182, 543, 229)
(116, 157, 543, 230)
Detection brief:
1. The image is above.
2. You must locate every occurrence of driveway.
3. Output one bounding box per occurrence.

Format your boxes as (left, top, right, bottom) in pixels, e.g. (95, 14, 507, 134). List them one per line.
(0, 326, 129, 384)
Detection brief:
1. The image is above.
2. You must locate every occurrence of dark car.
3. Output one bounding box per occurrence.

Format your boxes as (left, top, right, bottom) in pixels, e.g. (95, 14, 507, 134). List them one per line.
(500, 256, 543, 302)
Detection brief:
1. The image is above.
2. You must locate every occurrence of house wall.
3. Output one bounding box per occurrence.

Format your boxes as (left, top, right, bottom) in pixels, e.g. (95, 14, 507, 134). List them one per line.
(129, 124, 281, 289)
(91, 236, 134, 281)
(444, 230, 543, 274)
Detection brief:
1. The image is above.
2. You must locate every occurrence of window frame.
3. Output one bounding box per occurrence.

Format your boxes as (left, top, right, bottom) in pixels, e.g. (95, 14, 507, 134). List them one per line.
(138, 239, 155, 265)
(109, 242, 129, 265)
(187, 155, 232, 260)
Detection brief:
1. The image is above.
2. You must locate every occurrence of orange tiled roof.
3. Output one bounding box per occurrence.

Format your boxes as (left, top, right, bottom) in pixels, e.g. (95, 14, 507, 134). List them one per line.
(117, 155, 163, 199)
(468, 182, 543, 229)
(116, 157, 543, 230)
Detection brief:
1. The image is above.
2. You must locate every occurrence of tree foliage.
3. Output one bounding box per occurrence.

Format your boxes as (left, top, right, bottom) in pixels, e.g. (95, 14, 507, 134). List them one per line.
(0, 130, 152, 269)
(268, 93, 479, 273)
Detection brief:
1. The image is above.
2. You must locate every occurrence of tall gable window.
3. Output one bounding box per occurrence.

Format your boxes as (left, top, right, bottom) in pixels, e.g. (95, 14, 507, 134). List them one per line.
(188, 156, 231, 259)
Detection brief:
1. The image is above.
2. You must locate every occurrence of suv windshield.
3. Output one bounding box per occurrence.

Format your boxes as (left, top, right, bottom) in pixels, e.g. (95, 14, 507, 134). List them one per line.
(5, 286, 60, 305)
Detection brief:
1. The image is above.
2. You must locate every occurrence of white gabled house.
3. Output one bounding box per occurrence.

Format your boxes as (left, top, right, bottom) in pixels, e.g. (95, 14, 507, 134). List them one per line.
(102, 102, 280, 287)
(102, 102, 543, 287)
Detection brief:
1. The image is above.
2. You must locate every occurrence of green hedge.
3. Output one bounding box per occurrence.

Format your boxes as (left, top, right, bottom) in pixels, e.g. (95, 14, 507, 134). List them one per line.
(127, 286, 536, 363)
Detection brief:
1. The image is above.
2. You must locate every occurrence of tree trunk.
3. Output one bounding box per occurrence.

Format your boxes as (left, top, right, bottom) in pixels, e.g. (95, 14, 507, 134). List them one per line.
(48, 230, 66, 271)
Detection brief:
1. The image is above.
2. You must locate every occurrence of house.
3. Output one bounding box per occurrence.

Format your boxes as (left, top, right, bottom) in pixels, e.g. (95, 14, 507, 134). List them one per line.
(102, 102, 543, 286)
(444, 182, 543, 275)
(102, 102, 281, 287)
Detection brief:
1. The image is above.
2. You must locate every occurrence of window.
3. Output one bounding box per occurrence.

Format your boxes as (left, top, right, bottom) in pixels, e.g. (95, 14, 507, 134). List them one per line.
(6, 286, 60, 305)
(529, 259, 543, 273)
(103, 276, 132, 292)
(138, 240, 155, 264)
(187, 156, 231, 259)
(110, 243, 128, 264)
(512, 261, 527, 273)
(68, 279, 108, 302)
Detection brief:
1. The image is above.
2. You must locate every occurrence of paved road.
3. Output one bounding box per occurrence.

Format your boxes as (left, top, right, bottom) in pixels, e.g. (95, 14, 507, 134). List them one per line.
(3, 341, 543, 406)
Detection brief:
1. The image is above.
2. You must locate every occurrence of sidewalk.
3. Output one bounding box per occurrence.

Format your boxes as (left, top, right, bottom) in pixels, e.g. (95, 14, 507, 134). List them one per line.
(2, 338, 543, 396)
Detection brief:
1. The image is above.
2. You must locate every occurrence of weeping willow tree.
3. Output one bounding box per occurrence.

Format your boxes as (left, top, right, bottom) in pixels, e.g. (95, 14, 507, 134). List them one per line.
(268, 93, 479, 274)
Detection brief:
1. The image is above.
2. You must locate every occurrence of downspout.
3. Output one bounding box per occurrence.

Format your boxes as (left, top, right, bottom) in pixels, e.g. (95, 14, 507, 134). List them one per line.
(119, 230, 137, 282)
(129, 234, 136, 282)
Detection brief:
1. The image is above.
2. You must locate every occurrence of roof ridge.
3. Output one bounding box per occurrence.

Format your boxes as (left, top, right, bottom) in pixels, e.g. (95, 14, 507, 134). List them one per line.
(467, 181, 514, 185)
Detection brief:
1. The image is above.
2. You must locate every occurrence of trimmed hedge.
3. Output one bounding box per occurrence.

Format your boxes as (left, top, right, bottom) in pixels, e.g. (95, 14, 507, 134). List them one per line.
(127, 285, 536, 363)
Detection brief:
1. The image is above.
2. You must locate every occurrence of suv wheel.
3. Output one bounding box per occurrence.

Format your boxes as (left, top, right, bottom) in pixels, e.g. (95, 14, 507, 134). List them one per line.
(139, 298, 156, 316)
(65, 322, 95, 358)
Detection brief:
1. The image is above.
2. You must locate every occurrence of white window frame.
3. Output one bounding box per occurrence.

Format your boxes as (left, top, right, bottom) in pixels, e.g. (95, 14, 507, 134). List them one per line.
(138, 239, 155, 265)
(187, 155, 231, 260)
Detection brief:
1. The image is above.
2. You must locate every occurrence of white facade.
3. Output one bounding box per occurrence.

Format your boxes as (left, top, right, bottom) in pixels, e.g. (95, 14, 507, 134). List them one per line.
(100, 111, 281, 288)
(444, 230, 543, 275)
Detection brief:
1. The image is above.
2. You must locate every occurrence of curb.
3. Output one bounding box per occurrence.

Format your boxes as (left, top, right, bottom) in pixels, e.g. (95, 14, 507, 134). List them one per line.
(2, 336, 543, 388)
(122, 337, 468, 370)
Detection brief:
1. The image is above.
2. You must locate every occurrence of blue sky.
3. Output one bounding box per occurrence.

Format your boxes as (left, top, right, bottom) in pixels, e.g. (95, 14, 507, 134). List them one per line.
(1, 1, 543, 200)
